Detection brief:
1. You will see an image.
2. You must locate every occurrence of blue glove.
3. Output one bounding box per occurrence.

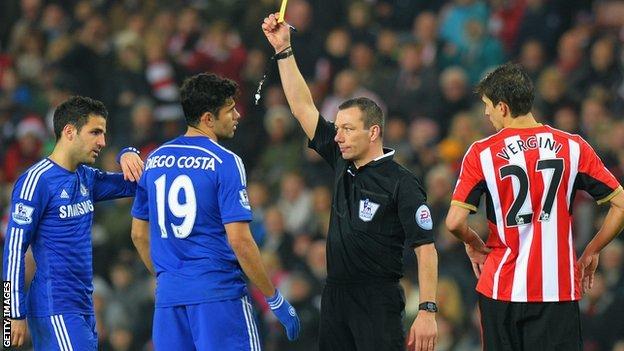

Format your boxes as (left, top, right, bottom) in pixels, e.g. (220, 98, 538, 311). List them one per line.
(266, 289, 300, 341)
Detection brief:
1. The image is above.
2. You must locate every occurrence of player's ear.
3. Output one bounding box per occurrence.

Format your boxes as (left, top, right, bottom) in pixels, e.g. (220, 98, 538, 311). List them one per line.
(200, 112, 215, 127)
(499, 101, 510, 117)
(63, 124, 76, 141)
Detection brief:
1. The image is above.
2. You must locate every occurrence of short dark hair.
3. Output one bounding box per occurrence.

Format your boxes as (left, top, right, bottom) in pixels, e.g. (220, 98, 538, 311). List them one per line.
(475, 63, 534, 117)
(180, 73, 238, 127)
(53, 96, 108, 140)
(338, 97, 384, 137)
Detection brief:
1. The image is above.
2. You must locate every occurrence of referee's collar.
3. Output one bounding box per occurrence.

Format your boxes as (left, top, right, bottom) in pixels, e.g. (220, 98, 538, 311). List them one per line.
(347, 148, 395, 175)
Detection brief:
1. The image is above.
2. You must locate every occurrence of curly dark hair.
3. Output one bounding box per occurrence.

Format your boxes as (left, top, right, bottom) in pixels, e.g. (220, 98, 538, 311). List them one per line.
(180, 73, 239, 127)
(53, 96, 108, 140)
(475, 62, 534, 117)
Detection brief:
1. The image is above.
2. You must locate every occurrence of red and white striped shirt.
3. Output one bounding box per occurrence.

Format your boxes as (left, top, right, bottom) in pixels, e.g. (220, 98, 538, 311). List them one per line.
(452, 125, 622, 302)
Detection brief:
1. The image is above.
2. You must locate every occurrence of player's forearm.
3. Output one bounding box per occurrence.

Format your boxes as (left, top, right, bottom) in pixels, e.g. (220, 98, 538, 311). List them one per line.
(586, 203, 624, 254)
(230, 238, 276, 297)
(448, 222, 482, 247)
(446, 206, 482, 245)
(414, 243, 438, 302)
(130, 223, 154, 274)
(3, 227, 28, 318)
(133, 238, 154, 275)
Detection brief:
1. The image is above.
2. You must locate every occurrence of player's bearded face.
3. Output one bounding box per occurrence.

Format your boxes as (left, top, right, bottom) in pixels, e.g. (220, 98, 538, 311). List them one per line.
(213, 99, 240, 139)
(75, 115, 107, 164)
(334, 108, 372, 161)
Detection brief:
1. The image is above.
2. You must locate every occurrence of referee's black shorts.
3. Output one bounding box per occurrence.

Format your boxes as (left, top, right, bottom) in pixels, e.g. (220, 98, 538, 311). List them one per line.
(319, 281, 405, 351)
(478, 293, 582, 351)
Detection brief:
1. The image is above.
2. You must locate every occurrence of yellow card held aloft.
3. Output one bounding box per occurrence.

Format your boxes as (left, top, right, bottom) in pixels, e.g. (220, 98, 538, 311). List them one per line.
(278, 0, 288, 23)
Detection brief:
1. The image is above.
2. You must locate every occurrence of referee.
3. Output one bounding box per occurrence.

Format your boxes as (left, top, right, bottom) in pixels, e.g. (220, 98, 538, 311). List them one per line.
(262, 13, 438, 351)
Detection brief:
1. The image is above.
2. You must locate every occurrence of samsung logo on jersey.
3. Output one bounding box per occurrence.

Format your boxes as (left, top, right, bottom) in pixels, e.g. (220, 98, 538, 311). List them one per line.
(59, 200, 94, 218)
(145, 155, 216, 171)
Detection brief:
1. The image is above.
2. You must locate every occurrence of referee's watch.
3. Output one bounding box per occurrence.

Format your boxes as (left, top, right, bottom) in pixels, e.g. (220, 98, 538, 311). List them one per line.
(418, 301, 438, 313)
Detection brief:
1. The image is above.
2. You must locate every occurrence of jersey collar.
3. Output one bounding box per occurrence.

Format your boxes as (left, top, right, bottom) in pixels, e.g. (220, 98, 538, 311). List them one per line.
(347, 148, 395, 175)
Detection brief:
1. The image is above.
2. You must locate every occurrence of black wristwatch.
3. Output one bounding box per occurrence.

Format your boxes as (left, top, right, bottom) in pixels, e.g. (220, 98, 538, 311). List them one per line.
(418, 301, 438, 313)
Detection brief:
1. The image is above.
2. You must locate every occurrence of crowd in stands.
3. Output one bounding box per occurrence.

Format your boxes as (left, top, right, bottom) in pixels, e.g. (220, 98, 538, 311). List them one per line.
(1, 0, 624, 350)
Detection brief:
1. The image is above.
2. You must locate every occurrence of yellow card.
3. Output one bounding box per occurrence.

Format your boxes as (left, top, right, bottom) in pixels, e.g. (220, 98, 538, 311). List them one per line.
(278, 0, 288, 23)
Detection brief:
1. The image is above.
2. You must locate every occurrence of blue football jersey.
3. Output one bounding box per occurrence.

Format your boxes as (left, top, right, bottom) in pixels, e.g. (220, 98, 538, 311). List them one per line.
(131, 136, 253, 307)
(2, 158, 136, 318)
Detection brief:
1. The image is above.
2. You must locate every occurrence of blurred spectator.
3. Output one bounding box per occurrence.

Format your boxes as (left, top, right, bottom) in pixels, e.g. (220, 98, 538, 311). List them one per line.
(377, 42, 439, 120)
(58, 15, 112, 101)
(488, 0, 526, 54)
(411, 11, 448, 69)
(346, 2, 376, 46)
(305, 185, 332, 238)
(569, 36, 622, 106)
(1, 2, 623, 349)
(248, 181, 270, 245)
(435, 66, 473, 135)
(3, 115, 45, 182)
(518, 39, 546, 82)
(263, 206, 298, 270)
(316, 27, 351, 91)
(320, 69, 386, 122)
(185, 21, 247, 90)
(452, 19, 505, 84)
(255, 105, 303, 189)
(286, 0, 323, 79)
(439, 0, 488, 49)
(277, 172, 313, 236)
(514, 0, 563, 57)
(143, 35, 183, 122)
(580, 271, 624, 351)
(375, 29, 399, 70)
(534, 67, 568, 121)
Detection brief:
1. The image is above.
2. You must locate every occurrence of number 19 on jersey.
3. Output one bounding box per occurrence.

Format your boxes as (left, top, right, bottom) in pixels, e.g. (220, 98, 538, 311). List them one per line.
(154, 174, 197, 238)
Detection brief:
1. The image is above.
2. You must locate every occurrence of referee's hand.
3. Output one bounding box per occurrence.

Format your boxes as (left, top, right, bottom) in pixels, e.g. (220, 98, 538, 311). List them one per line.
(407, 311, 437, 351)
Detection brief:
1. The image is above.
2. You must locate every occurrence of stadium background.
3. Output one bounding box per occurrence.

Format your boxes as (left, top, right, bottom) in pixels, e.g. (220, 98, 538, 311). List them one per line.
(1, 0, 623, 350)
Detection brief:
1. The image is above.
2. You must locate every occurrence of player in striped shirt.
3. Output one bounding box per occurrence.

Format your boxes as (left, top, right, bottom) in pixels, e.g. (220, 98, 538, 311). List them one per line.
(446, 63, 624, 350)
(130, 73, 299, 350)
(2, 96, 144, 350)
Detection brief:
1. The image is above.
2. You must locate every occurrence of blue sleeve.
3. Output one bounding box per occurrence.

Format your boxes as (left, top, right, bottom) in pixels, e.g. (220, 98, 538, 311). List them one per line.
(88, 167, 137, 201)
(218, 154, 253, 224)
(2, 174, 48, 319)
(131, 171, 149, 220)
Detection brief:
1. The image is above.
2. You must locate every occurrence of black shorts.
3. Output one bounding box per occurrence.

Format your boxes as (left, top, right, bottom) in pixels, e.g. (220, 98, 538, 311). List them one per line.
(319, 282, 405, 351)
(478, 293, 582, 351)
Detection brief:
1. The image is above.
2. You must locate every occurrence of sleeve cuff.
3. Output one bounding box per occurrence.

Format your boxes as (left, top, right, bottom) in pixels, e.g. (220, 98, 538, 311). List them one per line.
(597, 186, 623, 205)
(222, 215, 253, 225)
(116, 147, 140, 164)
(451, 200, 478, 213)
(407, 238, 435, 248)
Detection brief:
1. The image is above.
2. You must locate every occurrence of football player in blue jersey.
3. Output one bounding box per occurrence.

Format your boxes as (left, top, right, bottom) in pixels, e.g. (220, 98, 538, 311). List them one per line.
(2, 96, 144, 350)
(130, 73, 300, 350)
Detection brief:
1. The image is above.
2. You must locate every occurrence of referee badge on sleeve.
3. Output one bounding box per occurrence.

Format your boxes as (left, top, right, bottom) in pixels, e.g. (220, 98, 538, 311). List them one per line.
(415, 205, 433, 230)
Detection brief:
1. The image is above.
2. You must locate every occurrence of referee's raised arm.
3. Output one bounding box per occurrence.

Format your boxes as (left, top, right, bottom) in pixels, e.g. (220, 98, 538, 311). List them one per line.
(262, 12, 319, 140)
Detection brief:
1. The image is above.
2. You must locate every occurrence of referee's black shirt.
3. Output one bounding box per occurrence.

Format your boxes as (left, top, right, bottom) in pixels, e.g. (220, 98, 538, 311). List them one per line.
(309, 115, 434, 284)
